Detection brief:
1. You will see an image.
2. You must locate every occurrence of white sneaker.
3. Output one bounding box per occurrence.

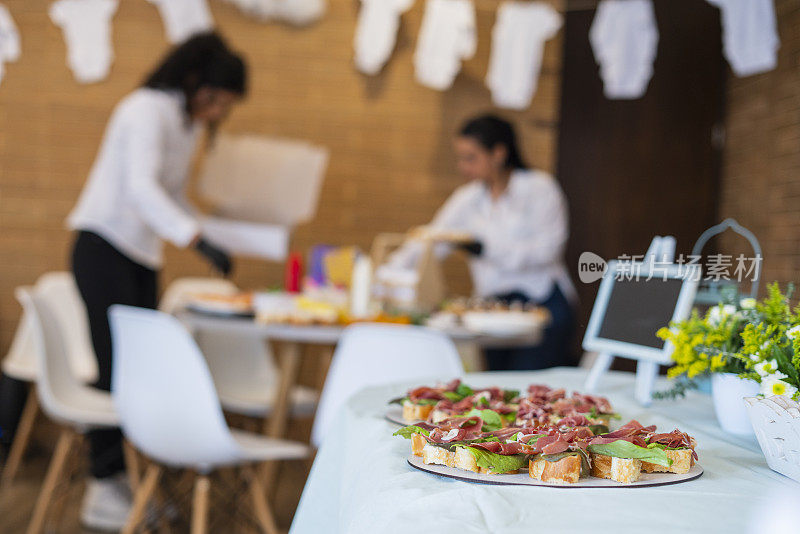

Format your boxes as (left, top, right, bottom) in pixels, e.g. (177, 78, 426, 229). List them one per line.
(80, 473, 133, 532)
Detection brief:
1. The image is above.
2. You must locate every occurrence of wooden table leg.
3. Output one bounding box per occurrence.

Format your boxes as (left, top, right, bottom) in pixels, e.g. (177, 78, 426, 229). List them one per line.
(314, 345, 335, 392)
(260, 342, 302, 492)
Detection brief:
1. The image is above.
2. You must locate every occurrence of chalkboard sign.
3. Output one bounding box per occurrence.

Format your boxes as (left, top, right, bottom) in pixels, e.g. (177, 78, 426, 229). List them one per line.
(583, 262, 699, 363)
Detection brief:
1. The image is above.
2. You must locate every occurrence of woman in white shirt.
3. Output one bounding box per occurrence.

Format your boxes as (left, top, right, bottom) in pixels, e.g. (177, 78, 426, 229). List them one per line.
(67, 33, 246, 530)
(393, 115, 575, 371)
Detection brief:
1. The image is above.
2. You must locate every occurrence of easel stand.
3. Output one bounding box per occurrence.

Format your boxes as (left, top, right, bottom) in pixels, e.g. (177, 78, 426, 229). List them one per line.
(584, 353, 659, 406)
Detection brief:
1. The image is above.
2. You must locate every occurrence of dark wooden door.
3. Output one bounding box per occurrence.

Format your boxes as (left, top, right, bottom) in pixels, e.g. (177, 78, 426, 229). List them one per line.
(557, 0, 727, 351)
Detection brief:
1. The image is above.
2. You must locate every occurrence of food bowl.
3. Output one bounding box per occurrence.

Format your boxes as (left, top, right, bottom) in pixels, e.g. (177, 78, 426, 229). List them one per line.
(461, 310, 547, 337)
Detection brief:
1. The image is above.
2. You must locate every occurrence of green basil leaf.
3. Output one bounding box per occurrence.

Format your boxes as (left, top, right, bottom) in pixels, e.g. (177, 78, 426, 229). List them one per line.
(587, 424, 609, 435)
(503, 389, 520, 403)
(412, 399, 440, 406)
(388, 397, 407, 405)
(502, 412, 518, 422)
(442, 391, 463, 401)
(392, 425, 430, 439)
(456, 384, 474, 397)
(588, 441, 672, 467)
(464, 408, 504, 432)
(457, 446, 529, 474)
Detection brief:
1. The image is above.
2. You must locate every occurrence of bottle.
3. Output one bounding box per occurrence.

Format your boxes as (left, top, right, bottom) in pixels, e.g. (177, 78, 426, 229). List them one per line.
(350, 255, 373, 318)
(285, 252, 303, 293)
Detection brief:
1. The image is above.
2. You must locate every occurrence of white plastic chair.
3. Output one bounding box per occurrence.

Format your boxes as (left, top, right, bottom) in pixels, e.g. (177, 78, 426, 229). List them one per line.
(1, 272, 99, 492)
(17, 287, 118, 534)
(161, 277, 318, 419)
(109, 305, 309, 534)
(2, 272, 98, 383)
(310, 324, 465, 448)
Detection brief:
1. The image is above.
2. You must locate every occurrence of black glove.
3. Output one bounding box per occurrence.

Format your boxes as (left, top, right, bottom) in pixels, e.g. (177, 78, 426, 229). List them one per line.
(194, 238, 232, 276)
(457, 240, 484, 257)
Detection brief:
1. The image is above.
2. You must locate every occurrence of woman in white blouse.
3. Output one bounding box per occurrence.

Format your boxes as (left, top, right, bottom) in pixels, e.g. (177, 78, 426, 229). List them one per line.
(392, 115, 575, 371)
(66, 33, 245, 530)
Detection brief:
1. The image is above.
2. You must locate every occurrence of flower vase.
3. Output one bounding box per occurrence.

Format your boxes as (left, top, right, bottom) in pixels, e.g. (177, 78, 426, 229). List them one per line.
(711, 373, 760, 436)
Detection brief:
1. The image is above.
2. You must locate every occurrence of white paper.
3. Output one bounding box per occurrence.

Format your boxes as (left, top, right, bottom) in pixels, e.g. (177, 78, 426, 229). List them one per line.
(201, 216, 288, 260)
(198, 134, 328, 226)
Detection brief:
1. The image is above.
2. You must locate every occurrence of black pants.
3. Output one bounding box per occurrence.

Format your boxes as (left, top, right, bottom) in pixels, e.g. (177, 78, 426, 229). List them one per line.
(72, 231, 158, 479)
(0, 372, 29, 453)
(484, 285, 575, 371)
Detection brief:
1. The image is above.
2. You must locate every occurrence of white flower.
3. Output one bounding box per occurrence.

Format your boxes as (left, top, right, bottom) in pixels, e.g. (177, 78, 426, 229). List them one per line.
(760, 377, 798, 399)
(787, 325, 800, 340)
(749, 353, 761, 362)
(708, 305, 735, 326)
(754, 359, 780, 377)
(740, 297, 757, 310)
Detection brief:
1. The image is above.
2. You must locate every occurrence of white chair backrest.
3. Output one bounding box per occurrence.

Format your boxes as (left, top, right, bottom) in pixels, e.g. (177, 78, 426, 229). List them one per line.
(109, 305, 242, 468)
(158, 277, 239, 315)
(311, 324, 464, 447)
(16, 287, 85, 423)
(2, 272, 97, 383)
(36, 272, 97, 383)
(1, 310, 38, 381)
(159, 277, 278, 391)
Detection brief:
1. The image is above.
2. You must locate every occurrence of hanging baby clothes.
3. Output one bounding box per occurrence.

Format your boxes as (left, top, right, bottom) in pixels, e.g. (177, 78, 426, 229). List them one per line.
(589, 0, 659, 100)
(707, 0, 779, 77)
(413, 0, 476, 90)
(354, 0, 414, 75)
(485, 1, 562, 110)
(0, 4, 20, 87)
(147, 0, 214, 44)
(49, 0, 117, 84)
(222, 0, 326, 26)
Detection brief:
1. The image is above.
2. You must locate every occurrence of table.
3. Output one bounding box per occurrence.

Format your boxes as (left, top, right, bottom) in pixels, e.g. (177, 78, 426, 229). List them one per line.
(290, 367, 797, 534)
(177, 311, 544, 485)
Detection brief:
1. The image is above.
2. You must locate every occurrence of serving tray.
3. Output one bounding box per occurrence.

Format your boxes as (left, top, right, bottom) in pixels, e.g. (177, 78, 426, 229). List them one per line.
(407, 455, 703, 488)
(385, 406, 414, 426)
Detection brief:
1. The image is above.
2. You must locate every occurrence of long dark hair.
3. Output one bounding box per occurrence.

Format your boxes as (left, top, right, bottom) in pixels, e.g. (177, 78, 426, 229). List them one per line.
(459, 115, 528, 170)
(143, 32, 247, 116)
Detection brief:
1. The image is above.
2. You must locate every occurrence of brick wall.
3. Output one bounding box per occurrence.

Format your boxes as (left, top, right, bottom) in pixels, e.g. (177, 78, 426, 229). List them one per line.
(0, 1, 563, 353)
(718, 0, 800, 292)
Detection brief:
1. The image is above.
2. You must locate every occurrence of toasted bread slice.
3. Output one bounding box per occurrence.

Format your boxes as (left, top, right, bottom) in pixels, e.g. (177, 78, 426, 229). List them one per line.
(590, 453, 642, 484)
(641, 448, 693, 474)
(529, 455, 582, 484)
(411, 433, 427, 457)
(454, 447, 504, 474)
(421, 443, 458, 469)
(402, 401, 434, 422)
(420, 443, 507, 474)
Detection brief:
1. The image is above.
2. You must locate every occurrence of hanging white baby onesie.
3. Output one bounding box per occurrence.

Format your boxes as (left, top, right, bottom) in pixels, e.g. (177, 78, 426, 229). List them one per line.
(222, 0, 326, 26)
(50, 0, 117, 84)
(147, 0, 214, 44)
(354, 0, 414, 75)
(413, 0, 476, 90)
(707, 0, 779, 77)
(0, 4, 21, 87)
(589, 0, 659, 100)
(485, 1, 562, 110)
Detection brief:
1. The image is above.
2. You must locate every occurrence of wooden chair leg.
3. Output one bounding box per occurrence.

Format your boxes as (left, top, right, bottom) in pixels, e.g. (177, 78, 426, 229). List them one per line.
(122, 463, 162, 534)
(246, 466, 279, 534)
(1, 387, 39, 492)
(191, 474, 211, 534)
(123, 440, 142, 492)
(26, 428, 76, 534)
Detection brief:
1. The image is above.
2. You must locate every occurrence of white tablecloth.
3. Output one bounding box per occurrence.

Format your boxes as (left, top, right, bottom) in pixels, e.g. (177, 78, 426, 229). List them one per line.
(289, 368, 798, 534)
